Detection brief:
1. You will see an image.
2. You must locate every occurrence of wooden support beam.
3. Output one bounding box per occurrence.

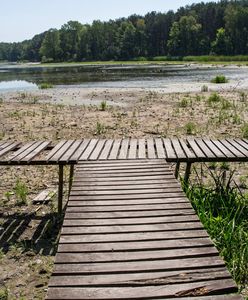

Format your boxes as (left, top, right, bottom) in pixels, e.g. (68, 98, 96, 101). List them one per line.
(68, 164, 75, 196)
(184, 162, 192, 183)
(175, 162, 180, 178)
(58, 164, 64, 215)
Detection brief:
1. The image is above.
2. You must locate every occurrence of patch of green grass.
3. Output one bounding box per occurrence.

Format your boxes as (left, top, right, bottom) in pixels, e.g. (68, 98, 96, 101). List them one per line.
(178, 98, 189, 108)
(99, 100, 107, 111)
(211, 75, 228, 84)
(208, 92, 222, 104)
(38, 83, 54, 89)
(14, 179, 28, 206)
(183, 169, 248, 288)
(0, 287, 8, 300)
(242, 123, 248, 139)
(185, 122, 196, 135)
(95, 122, 105, 135)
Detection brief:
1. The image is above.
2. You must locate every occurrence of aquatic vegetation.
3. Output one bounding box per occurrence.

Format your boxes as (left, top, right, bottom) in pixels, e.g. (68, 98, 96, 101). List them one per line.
(211, 75, 228, 83)
(39, 83, 54, 89)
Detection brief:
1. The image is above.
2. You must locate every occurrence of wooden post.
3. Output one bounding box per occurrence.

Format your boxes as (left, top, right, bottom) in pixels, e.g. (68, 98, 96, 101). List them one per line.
(175, 162, 180, 179)
(68, 164, 74, 197)
(58, 164, 64, 215)
(184, 162, 192, 183)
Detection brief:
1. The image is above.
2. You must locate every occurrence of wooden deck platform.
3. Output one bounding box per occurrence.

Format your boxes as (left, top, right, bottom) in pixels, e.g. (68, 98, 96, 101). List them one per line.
(46, 160, 242, 299)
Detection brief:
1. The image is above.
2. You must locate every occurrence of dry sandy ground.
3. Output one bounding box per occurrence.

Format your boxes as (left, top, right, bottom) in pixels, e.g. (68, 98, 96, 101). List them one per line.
(0, 86, 248, 299)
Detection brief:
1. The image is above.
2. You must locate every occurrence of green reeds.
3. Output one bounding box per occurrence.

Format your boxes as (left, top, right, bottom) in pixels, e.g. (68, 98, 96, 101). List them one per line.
(183, 167, 248, 289)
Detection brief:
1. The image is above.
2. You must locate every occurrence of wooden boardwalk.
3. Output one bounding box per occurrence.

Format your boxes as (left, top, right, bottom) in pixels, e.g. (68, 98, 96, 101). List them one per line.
(46, 160, 242, 299)
(1, 138, 248, 164)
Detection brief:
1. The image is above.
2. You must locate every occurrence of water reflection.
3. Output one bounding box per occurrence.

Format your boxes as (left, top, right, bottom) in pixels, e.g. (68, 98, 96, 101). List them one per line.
(0, 80, 38, 91)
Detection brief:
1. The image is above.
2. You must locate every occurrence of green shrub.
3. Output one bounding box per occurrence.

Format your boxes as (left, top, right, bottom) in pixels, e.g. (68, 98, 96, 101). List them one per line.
(0, 287, 8, 300)
(39, 83, 54, 89)
(208, 92, 222, 104)
(211, 75, 228, 84)
(179, 98, 188, 108)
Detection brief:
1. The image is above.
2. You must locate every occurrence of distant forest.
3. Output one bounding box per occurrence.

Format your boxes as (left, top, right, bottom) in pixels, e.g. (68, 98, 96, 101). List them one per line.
(1, 0, 248, 62)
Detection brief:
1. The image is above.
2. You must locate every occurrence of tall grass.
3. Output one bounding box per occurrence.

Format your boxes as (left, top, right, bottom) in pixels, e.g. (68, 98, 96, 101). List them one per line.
(183, 167, 248, 289)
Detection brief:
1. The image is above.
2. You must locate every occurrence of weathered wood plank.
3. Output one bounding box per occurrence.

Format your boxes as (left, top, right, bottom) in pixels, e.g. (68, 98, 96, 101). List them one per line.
(48, 140, 75, 162)
(79, 139, 98, 160)
(128, 139, 137, 159)
(171, 139, 187, 159)
(154, 138, 166, 158)
(69, 139, 90, 162)
(49, 267, 230, 286)
(99, 140, 113, 160)
(187, 139, 206, 159)
(57, 237, 214, 253)
(147, 138, 157, 159)
(20, 141, 50, 162)
(10, 141, 43, 162)
(163, 138, 177, 159)
(138, 139, 146, 159)
(88, 139, 106, 160)
(47, 278, 237, 299)
(108, 139, 121, 159)
(118, 139, 129, 159)
(59, 140, 82, 163)
(0, 142, 21, 158)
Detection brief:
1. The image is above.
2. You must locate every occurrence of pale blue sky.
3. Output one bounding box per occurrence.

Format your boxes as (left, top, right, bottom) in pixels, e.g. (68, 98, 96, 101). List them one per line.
(1, 0, 214, 42)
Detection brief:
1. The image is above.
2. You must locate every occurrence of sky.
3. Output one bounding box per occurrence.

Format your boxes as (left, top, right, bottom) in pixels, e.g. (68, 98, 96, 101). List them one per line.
(1, 0, 213, 43)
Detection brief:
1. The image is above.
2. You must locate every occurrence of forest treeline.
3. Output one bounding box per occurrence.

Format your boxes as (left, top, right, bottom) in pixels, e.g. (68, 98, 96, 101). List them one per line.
(1, 0, 248, 62)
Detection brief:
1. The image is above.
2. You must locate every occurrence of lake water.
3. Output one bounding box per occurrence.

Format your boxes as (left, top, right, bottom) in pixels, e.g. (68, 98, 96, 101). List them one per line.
(0, 63, 248, 92)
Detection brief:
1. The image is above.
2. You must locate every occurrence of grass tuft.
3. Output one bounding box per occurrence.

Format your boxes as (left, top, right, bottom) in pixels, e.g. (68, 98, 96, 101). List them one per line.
(39, 83, 54, 89)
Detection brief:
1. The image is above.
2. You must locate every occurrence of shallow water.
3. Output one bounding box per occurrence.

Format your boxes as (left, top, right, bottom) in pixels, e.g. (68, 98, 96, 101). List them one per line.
(0, 63, 247, 92)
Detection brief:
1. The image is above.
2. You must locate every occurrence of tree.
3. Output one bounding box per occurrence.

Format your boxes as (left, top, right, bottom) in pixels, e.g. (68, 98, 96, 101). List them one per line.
(167, 15, 203, 56)
(211, 27, 232, 55)
(39, 29, 62, 62)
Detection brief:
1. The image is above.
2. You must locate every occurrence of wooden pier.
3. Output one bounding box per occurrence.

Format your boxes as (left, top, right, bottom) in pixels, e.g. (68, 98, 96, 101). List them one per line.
(46, 160, 242, 299)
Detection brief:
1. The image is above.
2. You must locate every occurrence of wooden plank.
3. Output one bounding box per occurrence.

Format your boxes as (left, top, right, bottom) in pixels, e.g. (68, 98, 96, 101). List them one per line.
(73, 175, 175, 182)
(48, 140, 75, 162)
(46, 140, 67, 161)
(228, 139, 248, 156)
(46, 285, 240, 300)
(76, 164, 169, 171)
(66, 203, 193, 212)
(155, 138, 166, 158)
(219, 139, 245, 158)
(147, 138, 157, 159)
(163, 138, 176, 159)
(138, 139, 146, 159)
(49, 267, 230, 286)
(61, 221, 203, 234)
(7, 141, 36, 161)
(58, 237, 214, 253)
(59, 140, 82, 163)
(209, 139, 234, 158)
(99, 140, 113, 160)
(128, 139, 137, 159)
(72, 178, 177, 185)
(179, 139, 195, 159)
(171, 138, 187, 159)
(88, 140, 106, 160)
(195, 139, 216, 158)
(63, 215, 199, 226)
(118, 139, 129, 159)
(187, 139, 206, 159)
(53, 256, 226, 274)
(33, 189, 56, 204)
(20, 141, 50, 162)
(56, 246, 217, 263)
(108, 139, 121, 159)
(71, 182, 180, 190)
(0, 142, 20, 158)
(9, 141, 42, 162)
(60, 230, 208, 243)
(79, 139, 98, 160)
(69, 139, 90, 162)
